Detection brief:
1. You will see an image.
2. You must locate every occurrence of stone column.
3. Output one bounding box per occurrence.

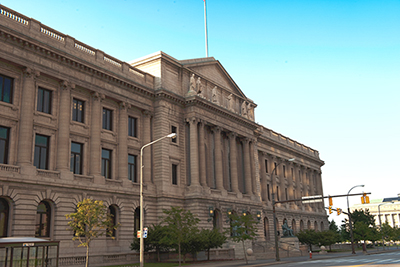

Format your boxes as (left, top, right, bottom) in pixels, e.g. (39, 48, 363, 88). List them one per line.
(90, 92, 103, 176)
(118, 102, 129, 180)
(56, 81, 74, 179)
(242, 138, 252, 195)
(189, 117, 200, 186)
(228, 132, 239, 193)
(142, 111, 152, 184)
(259, 152, 267, 201)
(213, 127, 224, 190)
(198, 121, 207, 187)
(17, 68, 40, 166)
(250, 140, 257, 195)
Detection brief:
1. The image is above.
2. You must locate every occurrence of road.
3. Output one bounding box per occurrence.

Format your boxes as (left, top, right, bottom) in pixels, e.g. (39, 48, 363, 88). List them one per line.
(276, 251, 400, 267)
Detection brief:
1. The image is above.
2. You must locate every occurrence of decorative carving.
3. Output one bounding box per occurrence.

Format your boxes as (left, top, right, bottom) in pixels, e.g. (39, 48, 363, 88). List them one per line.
(247, 102, 254, 120)
(60, 80, 75, 90)
(241, 101, 248, 118)
(91, 92, 105, 101)
(23, 67, 40, 79)
(119, 101, 131, 110)
(227, 94, 235, 112)
(187, 73, 197, 96)
(212, 86, 219, 105)
(196, 77, 204, 98)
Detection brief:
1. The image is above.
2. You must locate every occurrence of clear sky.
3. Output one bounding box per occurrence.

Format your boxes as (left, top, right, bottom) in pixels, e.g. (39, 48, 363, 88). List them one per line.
(2, 0, 399, 225)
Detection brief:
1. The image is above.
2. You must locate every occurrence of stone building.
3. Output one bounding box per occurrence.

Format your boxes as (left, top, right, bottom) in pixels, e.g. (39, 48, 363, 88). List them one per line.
(0, 4, 327, 263)
(351, 195, 400, 228)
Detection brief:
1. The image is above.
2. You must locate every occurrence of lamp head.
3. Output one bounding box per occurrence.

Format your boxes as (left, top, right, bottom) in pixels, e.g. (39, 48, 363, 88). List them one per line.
(167, 133, 177, 139)
(288, 158, 295, 162)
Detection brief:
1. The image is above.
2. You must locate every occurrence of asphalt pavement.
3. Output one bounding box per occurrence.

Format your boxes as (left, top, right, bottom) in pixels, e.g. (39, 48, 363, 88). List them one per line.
(193, 247, 400, 267)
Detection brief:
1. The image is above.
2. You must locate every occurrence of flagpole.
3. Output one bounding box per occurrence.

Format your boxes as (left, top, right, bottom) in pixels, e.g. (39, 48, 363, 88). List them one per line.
(204, 0, 209, 57)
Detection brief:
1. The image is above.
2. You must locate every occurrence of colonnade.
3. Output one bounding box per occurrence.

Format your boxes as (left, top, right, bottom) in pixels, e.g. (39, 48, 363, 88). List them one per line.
(258, 152, 323, 210)
(186, 117, 256, 196)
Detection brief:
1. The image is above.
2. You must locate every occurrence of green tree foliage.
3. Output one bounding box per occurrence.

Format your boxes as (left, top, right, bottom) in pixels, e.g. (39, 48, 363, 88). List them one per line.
(340, 209, 378, 248)
(160, 206, 200, 266)
(226, 212, 258, 265)
(130, 223, 169, 262)
(200, 228, 227, 260)
(296, 229, 318, 251)
(65, 198, 119, 267)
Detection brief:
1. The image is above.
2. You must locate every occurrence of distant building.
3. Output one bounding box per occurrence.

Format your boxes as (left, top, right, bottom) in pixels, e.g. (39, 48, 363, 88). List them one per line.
(0, 4, 326, 263)
(351, 194, 400, 227)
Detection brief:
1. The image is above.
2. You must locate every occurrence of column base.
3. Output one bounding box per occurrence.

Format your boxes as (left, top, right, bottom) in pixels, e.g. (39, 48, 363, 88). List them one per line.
(93, 175, 105, 185)
(19, 165, 37, 178)
(59, 170, 74, 180)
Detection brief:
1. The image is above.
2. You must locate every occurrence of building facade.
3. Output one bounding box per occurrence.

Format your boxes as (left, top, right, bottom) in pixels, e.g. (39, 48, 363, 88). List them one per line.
(351, 195, 400, 228)
(0, 4, 327, 261)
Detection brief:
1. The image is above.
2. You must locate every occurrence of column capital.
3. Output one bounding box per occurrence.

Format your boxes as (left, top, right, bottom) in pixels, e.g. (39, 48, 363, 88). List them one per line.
(142, 110, 152, 117)
(59, 80, 75, 90)
(23, 67, 40, 79)
(228, 132, 237, 139)
(119, 101, 131, 110)
(211, 125, 222, 133)
(91, 92, 105, 101)
(241, 137, 250, 144)
(186, 117, 199, 125)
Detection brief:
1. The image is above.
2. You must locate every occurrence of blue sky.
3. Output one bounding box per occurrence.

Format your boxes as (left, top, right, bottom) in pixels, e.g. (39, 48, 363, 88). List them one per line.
(2, 0, 399, 224)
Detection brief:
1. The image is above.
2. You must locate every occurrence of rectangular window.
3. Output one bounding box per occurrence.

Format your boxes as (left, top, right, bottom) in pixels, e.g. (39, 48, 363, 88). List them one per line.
(102, 108, 112, 130)
(274, 162, 278, 176)
(0, 126, 10, 164)
(172, 164, 178, 185)
(34, 134, 49, 170)
(37, 87, 52, 114)
(0, 74, 13, 104)
(267, 184, 270, 201)
(291, 168, 294, 178)
(70, 142, 83, 174)
(171, 126, 177, 143)
(283, 165, 286, 178)
(72, 98, 84, 123)
(128, 154, 137, 182)
(128, 116, 137, 137)
(101, 148, 112, 179)
(265, 159, 268, 173)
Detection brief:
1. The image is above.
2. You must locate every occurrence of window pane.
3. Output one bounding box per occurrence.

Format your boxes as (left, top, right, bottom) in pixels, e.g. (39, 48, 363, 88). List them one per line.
(0, 126, 9, 164)
(0, 74, 13, 104)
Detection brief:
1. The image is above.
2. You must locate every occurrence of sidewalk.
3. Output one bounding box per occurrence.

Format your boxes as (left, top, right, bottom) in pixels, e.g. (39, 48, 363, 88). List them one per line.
(194, 247, 399, 267)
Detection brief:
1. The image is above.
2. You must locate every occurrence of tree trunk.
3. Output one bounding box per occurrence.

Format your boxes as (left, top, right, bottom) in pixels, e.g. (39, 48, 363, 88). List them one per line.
(85, 245, 89, 267)
(178, 243, 181, 266)
(207, 248, 210, 260)
(242, 240, 248, 265)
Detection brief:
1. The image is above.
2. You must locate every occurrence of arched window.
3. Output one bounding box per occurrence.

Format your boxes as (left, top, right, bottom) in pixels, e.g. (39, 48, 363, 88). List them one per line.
(291, 219, 296, 234)
(314, 221, 318, 231)
(307, 220, 311, 230)
(213, 209, 222, 231)
(229, 211, 238, 237)
(36, 201, 51, 237)
(134, 207, 140, 234)
(109, 205, 117, 237)
(0, 198, 9, 237)
(320, 221, 324, 231)
(264, 217, 269, 240)
(300, 220, 304, 231)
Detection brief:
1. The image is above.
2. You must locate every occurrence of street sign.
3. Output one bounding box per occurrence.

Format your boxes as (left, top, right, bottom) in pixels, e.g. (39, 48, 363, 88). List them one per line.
(302, 195, 323, 203)
(137, 231, 141, 238)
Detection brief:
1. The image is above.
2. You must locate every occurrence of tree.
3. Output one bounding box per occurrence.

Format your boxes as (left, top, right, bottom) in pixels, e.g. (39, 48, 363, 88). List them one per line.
(296, 229, 318, 251)
(226, 212, 258, 265)
(130, 223, 169, 262)
(160, 206, 200, 266)
(65, 198, 119, 267)
(200, 228, 227, 260)
(341, 209, 378, 250)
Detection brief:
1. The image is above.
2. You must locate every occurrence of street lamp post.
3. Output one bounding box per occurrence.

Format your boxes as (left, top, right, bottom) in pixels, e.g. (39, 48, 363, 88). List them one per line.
(139, 133, 176, 267)
(347, 184, 364, 254)
(272, 158, 295, 261)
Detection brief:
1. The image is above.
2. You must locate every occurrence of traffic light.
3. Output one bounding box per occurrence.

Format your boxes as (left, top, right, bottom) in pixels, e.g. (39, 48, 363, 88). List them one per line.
(337, 208, 341, 215)
(329, 206, 332, 214)
(361, 193, 370, 204)
(329, 196, 333, 206)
